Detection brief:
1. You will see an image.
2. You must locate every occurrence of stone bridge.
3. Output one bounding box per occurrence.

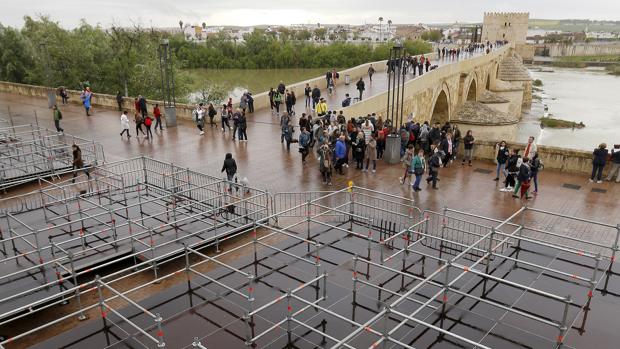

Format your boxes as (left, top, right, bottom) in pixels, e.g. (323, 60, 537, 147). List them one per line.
(340, 44, 532, 141)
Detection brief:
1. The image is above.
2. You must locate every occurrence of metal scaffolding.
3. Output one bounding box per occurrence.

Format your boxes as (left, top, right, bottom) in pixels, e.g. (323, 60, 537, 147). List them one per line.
(0, 186, 617, 349)
(0, 156, 269, 335)
(0, 123, 105, 191)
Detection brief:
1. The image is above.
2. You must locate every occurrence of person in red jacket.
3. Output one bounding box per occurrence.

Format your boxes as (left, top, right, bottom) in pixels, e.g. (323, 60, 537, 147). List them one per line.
(153, 104, 163, 131)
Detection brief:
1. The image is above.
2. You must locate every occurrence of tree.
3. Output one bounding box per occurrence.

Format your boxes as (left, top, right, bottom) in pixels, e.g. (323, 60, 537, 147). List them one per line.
(378, 17, 384, 41)
(196, 81, 226, 105)
(314, 28, 327, 42)
(0, 25, 34, 83)
(421, 30, 443, 42)
(202, 22, 206, 30)
(179, 20, 183, 29)
(295, 29, 312, 41)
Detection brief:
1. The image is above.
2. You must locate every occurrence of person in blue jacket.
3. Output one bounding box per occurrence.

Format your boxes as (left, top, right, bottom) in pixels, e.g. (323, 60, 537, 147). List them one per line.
(334, 135, 347, 175)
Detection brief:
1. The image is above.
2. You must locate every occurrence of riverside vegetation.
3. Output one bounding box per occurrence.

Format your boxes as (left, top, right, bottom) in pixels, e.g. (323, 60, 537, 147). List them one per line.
(0, 17, 431, 102)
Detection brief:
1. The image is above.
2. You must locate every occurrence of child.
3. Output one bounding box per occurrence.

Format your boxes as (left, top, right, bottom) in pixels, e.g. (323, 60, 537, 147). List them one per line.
(400, 144, 415, 184)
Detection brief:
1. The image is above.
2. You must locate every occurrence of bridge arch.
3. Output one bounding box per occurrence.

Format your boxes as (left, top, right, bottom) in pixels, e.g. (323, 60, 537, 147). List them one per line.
(466, 78, 477, 101)
(430, 84, 451, 125)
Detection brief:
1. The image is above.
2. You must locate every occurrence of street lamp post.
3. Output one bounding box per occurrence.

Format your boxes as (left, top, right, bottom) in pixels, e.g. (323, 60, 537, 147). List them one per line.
(39, 42, 56, 108)
(158, 39, 177, 127)
(383, 42, 407, 164)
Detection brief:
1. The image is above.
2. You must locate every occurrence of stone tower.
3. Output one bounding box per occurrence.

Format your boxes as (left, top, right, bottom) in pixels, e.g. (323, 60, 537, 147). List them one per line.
(481, 12, 529, 44)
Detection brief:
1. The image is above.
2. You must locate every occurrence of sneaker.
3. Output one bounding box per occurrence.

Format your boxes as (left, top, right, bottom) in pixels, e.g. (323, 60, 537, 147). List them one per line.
(200, 131, 205, 135)
(588, 179, 594, 183)
(372, 170, 376, 173)
(597, 180, 603, 184)
(399, 177, 404, 184)
(512, 194, 519, 198)
(506, 186, 513, 190)
(493, 178, 499, 181)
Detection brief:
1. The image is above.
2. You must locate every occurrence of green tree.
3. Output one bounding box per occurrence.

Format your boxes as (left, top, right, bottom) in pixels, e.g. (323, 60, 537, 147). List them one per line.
(0, 25, 34, 82)
(421, 30, 443, 42)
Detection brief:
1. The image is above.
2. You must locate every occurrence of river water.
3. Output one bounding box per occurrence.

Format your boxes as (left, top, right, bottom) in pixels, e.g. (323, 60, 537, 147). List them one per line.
(523, 67, 620, 151)
(185, 68, 330, 102)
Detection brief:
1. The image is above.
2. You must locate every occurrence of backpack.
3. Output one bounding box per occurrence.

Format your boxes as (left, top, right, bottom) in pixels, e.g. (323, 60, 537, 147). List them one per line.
(299, 132, 310, 147)
(144, 117, 152, 127)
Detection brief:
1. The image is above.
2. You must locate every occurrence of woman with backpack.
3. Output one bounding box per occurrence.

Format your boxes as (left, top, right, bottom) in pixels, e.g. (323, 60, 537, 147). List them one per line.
(207, 103, 217, 127)
(144, 114, 153, 139)
(273, 91, 282, 115)
(134, 112, 146, 137)
(411, 149, 426, 191)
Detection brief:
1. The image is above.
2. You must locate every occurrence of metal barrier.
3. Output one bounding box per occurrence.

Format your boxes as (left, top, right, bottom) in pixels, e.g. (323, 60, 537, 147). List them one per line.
(0, 123, 105, 191)
(0, 186, 617, 349)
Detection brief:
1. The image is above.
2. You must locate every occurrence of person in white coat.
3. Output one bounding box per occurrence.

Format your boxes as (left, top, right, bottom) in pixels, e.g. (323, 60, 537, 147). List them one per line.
(120, 111, 131, 139)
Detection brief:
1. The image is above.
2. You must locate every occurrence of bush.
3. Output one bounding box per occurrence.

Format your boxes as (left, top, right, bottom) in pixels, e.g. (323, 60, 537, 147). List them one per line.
(533, 79, 543, 86)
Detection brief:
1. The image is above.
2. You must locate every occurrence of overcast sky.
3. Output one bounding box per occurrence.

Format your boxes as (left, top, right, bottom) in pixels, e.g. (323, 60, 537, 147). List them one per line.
(1, 0, 619, 28)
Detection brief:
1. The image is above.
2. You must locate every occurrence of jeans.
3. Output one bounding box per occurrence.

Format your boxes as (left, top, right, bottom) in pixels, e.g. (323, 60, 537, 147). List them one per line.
(221, 118, 230, 131)
(120, 129, 130, 137)
(136, 123, 145, 136)
(606, 163, 620, 182)
(312, 98, 319, 109)
(237, 127, 247, 141)
(495, 162, 505, 179)
(413, 173, 422, 189)
(532, 172, 539, 192)
(427, 168, 438, 187)
(591, 164, 605, 181)
(305, 96, 311, 108)
(154, 117, 163, 130)
(463, 148, 473, 162)
(145, 125, 153, 139)
(274, 102, 280, 113)
(54, 120, 63, 132)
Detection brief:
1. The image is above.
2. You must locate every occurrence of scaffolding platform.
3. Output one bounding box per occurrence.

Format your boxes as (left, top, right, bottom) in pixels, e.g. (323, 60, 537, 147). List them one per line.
(0, 124, 105, 192)
(0, 157, 269, 324)
(2, 187, 619, 348)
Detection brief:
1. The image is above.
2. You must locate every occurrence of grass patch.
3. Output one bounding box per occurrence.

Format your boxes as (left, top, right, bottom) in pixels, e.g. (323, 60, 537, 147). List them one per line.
(540, 117, 585, 129)
(533, 79, 543, 86)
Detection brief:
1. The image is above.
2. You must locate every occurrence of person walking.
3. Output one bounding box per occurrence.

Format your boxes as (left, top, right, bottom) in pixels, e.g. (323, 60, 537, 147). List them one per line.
(138, 95, 147, 118)
(193, 103, 206, 135)
(116, 91, 123, 111)
(207, 103, 217, 128)
(247, 92, 254, 113)
(52, 105, 64, 133)
(134, 112, 146, 137)
(221, 104, 231, 132)
(285, 91, 294, 115)
(523, 136, 538, 159)
(494, 141, 509, 181)
(462, 130, 475, 166)
(144, 114, 153, 139)
(299, 127, 311, 163)
(364, 133, 377, 173)
(221, 153, 237, 192)
(316, 98, 328, 118)
(356, 77, 365, 101)
(283, 124, 295, 151)
(239, 93, 248, 114)
(426, 147, 442, 189)
(268, 87, 275, 112)
(590, 143, 608, 183)
(439, 133, 453, 167)
(515, 157, 532, 199)
(368, 64, 375, 82)
(71, 144, 91, 183)
(80, 88, 92, 116)
(153, 104, 163, 131)
(304, 83, 312, 108)
(530, 153, 543, 194)
(400, 144, 414, 184)
(120, 110, 131, 139)
(606, 145, 620, 182)
(335, 135, 347, 175)
(311, 85, 321, 111)
(237, 112, 248, 142)
(59, 87, 69, 105)
(273, 90, 282, 115)
(280, 112, 291, 144)
(318, 143, 333, 185)
(411, 149, 426, 191)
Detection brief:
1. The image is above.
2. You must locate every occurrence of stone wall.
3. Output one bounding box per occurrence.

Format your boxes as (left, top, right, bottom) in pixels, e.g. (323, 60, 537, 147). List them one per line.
(0, 59, 392, 122)
(534, 43, 620, 57)
(467, 140, 610, 175)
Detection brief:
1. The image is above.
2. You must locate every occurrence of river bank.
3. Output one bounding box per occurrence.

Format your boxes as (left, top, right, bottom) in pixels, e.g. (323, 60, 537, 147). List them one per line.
(518, 66, 620, 151)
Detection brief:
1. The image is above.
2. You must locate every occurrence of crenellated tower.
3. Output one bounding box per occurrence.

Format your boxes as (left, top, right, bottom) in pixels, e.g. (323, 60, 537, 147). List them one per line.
(481, 12, 529, 44)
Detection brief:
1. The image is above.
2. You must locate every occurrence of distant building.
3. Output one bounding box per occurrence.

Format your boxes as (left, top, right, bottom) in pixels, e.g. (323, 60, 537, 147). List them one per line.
(396, 25, 428, 41)
(482, 12, 529, 44)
